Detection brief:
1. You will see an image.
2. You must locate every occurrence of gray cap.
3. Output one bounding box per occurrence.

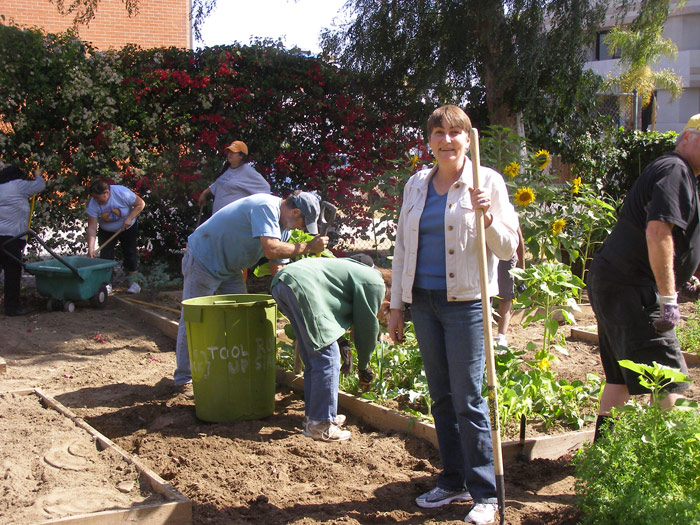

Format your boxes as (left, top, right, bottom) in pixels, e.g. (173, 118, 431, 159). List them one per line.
(291, 192, 321, 235)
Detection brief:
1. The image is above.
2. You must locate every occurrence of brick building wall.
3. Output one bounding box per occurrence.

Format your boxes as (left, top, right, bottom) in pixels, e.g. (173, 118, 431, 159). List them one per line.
(1, 0, 191, 50)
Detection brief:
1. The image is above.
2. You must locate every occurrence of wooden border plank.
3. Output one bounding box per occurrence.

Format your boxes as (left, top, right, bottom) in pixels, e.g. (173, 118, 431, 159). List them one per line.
(113, 296, 178, 339)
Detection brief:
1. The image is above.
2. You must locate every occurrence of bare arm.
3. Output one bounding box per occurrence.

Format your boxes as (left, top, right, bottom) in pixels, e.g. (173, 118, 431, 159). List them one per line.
(198, 188, 212, 207)
(87, 216, 99, 257)
(122, 195, 145, 230)
(516, 228, 525, 269)
(258, 235, 328, 260)
(646, 220, 675, 296)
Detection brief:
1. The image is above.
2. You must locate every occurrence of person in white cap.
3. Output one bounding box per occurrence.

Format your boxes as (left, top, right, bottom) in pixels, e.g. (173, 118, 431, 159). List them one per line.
(197, 140, 270, 215)
(588, 114, 700, 442)
(173, 190, 328, 389)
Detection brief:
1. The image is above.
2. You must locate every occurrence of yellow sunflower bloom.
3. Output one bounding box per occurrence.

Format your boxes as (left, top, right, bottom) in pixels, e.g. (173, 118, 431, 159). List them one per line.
(551, 218, 566, 235)
(572, 176, 582, 195)
(514, 186, 536, 207)
(504, 161, 520, 179)
(533, 149, 552, 170)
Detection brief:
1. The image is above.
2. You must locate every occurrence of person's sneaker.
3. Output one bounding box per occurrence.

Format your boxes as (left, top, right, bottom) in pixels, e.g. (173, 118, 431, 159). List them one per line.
(175, 381, 194, 399)
(464, 503, 498, 524)
(127, 282, 141, 294)
(105, 283, 113, 294)
(416, 486, 472, 508)
(303, 420, 351, 442)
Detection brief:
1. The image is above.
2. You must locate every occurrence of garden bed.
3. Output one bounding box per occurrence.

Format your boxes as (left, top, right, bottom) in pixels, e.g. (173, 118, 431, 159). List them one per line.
(0, 388, 190, 524)
(2, 286, 699, 524)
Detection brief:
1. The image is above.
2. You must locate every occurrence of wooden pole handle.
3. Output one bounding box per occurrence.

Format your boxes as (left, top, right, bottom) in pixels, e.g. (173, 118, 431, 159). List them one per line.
(470, 127, 506, 523)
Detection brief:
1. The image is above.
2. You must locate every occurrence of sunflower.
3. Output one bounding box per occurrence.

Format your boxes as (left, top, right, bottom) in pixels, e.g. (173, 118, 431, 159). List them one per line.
(551, 218, 566, 235)
(533, 149, 552, 170)
(504, 161, 520, 179)
(514, 186, 536, 207)
(571, 176, 582, 195)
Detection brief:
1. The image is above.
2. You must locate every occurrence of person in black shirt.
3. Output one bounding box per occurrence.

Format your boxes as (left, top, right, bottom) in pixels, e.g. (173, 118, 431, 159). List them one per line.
(588, 114, 700, 441)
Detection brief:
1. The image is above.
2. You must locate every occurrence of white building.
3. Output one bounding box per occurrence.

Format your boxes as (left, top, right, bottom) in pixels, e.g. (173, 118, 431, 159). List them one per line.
(585, 0, 700, 133)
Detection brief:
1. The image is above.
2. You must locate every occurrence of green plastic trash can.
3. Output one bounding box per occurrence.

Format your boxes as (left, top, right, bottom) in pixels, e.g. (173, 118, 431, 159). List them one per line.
(182, 294, 278, 422)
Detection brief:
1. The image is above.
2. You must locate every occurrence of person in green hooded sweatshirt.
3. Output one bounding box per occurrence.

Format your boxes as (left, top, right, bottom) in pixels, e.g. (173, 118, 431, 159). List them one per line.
(271, 256, 387, 442)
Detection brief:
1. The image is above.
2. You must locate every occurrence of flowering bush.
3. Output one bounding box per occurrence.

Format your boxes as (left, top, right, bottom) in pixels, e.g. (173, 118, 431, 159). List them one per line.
(0, 24, 421, 261)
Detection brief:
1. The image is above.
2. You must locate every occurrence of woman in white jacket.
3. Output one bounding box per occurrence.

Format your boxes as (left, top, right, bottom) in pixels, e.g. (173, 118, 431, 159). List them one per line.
(387, 105, 519, 525)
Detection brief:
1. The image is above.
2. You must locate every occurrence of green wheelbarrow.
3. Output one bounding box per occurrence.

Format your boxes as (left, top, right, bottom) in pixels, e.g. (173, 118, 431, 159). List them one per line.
(1, 229, 117, 313)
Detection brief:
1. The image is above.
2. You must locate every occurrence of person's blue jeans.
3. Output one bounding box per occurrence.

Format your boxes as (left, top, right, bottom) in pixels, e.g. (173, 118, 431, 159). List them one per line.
(173, 250, 246, 386)
(410, 288, 497, 504)
(271, 281, 340, 422)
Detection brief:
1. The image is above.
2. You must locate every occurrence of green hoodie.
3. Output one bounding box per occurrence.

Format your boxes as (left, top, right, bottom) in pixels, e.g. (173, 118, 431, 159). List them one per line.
(271, 257, 385, 370)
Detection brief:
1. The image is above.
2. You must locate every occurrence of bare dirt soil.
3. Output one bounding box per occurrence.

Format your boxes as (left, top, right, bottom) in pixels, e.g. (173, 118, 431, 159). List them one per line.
(2, 281, 699, 525)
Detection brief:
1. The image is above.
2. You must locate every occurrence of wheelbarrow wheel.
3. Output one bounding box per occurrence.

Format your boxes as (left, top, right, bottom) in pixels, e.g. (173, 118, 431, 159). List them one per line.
(63, 301, 75, 313)
(90, 285, 109, 309)
(46, 299, 59, 312)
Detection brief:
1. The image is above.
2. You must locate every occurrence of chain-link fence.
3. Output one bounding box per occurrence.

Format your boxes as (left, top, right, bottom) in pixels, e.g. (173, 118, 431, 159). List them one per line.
(596, 91, 640, 130)
(330, 212, 395, 263)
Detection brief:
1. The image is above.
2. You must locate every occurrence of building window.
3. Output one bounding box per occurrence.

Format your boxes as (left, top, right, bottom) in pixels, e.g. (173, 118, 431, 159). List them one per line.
(596, 31, 621, 61)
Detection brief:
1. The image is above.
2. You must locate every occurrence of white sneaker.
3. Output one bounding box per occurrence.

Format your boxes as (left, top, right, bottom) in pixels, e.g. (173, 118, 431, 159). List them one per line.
(127, 282, 141, 294)
(303, 420, 351, 441)
(105, 283, 113, 294)
(494, 334, 508, 348)
(464, 503, 498, 524)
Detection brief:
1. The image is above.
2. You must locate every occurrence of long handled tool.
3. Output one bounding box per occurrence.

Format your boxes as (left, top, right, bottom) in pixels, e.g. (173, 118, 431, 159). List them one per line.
(471, 127, 506, 525)
(26, 194, 36, 242)
(96, 228, 123, 254)
(195, 202, 204, 229)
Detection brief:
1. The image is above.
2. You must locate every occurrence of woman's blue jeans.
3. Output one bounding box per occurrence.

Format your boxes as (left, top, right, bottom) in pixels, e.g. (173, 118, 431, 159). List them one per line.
(271, 282, 340, 422)
(410, 288, 497, 504)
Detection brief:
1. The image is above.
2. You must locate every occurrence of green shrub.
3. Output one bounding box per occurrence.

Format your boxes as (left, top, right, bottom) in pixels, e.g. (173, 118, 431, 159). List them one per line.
(574, 362, 700, 524)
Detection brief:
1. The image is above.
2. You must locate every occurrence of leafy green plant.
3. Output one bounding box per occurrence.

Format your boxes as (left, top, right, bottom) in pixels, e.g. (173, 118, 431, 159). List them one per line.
(359, 327, 432, 418)
(574, 361, 700, 524)
(276, 317, 602, 432)
(511, 261, 584, 354)
(253, 229, 335, 277)
(495, 347, 601, 431)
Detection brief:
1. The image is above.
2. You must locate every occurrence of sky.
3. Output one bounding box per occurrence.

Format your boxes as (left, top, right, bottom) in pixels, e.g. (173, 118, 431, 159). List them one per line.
(197, 0, 349, 55)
